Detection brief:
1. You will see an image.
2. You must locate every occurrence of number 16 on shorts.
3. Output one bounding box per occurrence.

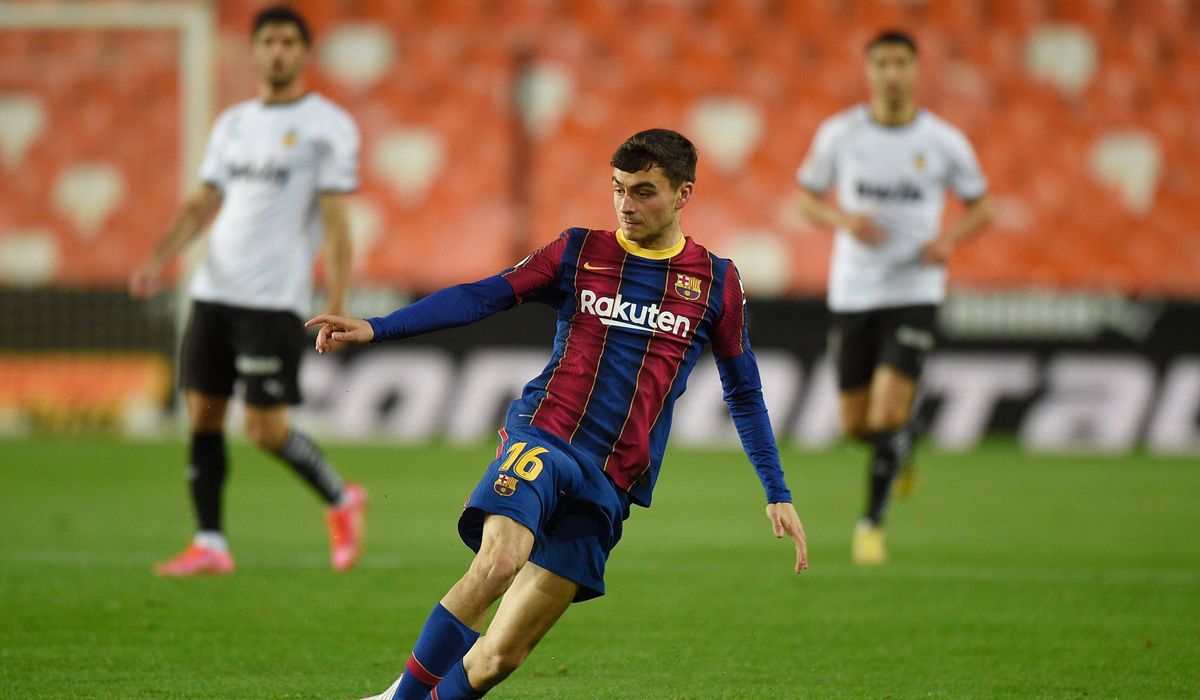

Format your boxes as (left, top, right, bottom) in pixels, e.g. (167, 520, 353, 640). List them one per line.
(494, 442, 546, 496)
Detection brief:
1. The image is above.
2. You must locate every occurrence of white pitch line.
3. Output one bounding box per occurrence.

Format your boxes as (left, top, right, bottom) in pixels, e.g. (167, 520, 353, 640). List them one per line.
(1, 549, 1197, 585)
(0, 549, 405, 570)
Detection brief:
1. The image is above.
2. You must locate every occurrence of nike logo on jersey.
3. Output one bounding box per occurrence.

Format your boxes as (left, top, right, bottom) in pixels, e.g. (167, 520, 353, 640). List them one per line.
(582, 261, 612, 271)
(578, 289, 692, 338)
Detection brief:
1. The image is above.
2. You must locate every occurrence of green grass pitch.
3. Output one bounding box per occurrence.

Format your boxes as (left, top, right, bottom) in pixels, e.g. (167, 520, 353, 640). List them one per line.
(1, 436, 1197, 698)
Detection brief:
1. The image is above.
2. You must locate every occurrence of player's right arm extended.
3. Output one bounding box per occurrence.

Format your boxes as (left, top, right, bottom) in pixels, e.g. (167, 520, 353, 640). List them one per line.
(797, 189, 884, 245)
(129, 184, 223, 297)
(366, 275, 517, 341)
(306, 276, 518, 353)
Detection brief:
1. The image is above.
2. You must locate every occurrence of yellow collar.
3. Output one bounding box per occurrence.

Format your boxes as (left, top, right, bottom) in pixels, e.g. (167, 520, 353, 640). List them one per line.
(616, 228, 685, 260)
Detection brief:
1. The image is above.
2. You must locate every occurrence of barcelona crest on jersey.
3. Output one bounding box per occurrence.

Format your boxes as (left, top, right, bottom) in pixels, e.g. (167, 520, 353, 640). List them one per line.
(494, 474, 517, 496)
(673, 273, 702, 301)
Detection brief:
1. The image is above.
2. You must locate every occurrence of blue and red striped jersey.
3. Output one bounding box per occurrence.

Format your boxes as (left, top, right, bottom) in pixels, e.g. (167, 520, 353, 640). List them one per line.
(367, 226, 790, 507)
(499, 227, 760, 506)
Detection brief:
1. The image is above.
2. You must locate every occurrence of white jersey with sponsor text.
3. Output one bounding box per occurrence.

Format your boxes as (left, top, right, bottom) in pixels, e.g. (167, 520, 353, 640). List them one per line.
(797, 105, 986, 312)
(191, 93, 359, 317)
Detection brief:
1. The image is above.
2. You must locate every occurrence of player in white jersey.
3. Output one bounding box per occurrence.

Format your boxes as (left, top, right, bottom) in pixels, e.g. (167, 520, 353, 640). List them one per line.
(796, 31, 992, 565)
(130, 6, 365, 576)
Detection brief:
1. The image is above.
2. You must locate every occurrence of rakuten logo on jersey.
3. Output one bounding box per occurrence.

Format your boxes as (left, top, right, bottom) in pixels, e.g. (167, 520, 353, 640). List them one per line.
(578, 289, 692, 338)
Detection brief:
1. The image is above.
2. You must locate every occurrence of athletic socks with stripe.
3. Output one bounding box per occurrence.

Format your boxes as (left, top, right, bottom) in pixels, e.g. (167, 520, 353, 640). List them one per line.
(394, 603, 481, 699)
(274, 429, 345, 505)
(425, 660, 484, 699)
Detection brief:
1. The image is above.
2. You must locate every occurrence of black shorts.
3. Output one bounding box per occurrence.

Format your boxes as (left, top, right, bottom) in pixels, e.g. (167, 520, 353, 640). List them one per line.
(180, 300, 306, 406)
(828, 304, 937, 392)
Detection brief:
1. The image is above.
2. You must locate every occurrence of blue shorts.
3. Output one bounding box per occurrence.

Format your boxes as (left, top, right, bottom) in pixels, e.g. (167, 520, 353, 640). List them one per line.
(458, 426, 630, 602)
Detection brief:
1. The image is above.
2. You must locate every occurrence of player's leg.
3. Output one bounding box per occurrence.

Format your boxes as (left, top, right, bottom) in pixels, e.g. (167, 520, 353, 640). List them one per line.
(156, 303, 237, 576)
(830, 309, 893, 563)
(854, 305, 937, 563)
(152, 389, 238, 575)
(387, 515, 534, 700)
(861, 364, 919, 525)
(434, 562, 579, 699)
(244, 402, 343, 502)
(242, 402, 365, 569)
(848, 365, 917, 566)
(830, 309, 877, 440)
(863, 305, 937, 522)
(187, 389, 231, 537)
(839, 388, 871, 440)
(238, 307, 364, 570)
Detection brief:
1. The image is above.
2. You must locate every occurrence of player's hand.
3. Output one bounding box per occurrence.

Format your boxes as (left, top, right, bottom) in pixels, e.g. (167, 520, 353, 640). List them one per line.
(305, 314, 374, 354)
(129, 261, 164, 298)
(766, 502, 808, 573)
(845, 214, 886, 246)
(921, 236, 955, 265)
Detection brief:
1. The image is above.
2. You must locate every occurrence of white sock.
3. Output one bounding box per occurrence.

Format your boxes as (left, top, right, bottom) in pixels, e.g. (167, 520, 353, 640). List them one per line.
(194, 530, 229, 553)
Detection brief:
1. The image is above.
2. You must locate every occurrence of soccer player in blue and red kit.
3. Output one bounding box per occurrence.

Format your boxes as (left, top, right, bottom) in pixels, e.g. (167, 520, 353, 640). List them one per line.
(307, 129, 808, 700)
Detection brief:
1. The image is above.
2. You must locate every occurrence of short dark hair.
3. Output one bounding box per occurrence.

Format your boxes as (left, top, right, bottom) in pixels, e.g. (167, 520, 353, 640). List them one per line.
(866, 30, 917, 55)
(610, 129, 697, 189)
(253, 5, 311, 45)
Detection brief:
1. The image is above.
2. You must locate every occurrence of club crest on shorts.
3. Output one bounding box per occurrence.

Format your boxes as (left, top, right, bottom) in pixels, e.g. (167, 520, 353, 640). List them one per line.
(673, 273, 702, 301)
(494, 474, 517, 496)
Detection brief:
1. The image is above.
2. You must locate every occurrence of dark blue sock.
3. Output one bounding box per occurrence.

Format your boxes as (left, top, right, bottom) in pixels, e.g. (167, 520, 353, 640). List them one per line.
(426, 660, 483, 700)
(865, 429, 903, 525)
(393, 604, 479, 700)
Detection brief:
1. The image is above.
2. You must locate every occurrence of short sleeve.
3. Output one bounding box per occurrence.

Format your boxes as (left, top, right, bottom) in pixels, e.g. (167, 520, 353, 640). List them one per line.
(316, 108, 360, 193)
(198, 112, 231, 190)
(796, 117, 841, 194)
(500, 230, 571, 301)
(944, 128, 988, 201)
(711, 262, 748, 359)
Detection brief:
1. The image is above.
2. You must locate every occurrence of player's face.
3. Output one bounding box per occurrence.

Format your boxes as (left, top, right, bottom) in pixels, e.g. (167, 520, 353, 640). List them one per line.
(253, 22, 307, 90)
(612, 166, 692, 244)
(866, 43, 917, 106)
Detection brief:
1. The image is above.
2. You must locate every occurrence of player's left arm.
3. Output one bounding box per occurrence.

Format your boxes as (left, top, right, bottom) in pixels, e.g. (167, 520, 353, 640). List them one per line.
(923, 129, 993, 265)
(314, 106, 360, 315)
(318, 192, 353, 317)
(716, 351, 808, 573)
(922, 194, 992, 265)
(712, 264, 808, 573)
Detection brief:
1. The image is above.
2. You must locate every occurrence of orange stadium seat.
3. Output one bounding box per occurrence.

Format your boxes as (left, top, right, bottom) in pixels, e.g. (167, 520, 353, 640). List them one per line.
(4, 0, 1197, 296)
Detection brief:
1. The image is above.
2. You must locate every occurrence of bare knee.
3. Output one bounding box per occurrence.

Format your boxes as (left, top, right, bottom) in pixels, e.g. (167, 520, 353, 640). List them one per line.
(244, 411, 289, 451)
(841, 405, 871, 441)
(840, 394, 870, 440)
(471, 637, 529, 682)
(187, 392, 227, 433)
(865, 402, 910, 434)
(464, 548, 526, 600)
(843, 419, 871, 441)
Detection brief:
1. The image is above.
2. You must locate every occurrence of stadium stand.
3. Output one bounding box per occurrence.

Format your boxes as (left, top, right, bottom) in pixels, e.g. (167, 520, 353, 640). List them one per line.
(1, 0, 1197, 295)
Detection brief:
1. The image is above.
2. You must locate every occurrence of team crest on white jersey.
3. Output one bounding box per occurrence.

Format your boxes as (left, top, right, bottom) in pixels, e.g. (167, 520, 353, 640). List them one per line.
(913, 152, 926, 171)
(283, 130, 297, 148)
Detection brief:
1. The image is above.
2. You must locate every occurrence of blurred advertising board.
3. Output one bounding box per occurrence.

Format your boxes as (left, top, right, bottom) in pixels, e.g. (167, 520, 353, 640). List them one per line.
(3, 289, 1196, 454)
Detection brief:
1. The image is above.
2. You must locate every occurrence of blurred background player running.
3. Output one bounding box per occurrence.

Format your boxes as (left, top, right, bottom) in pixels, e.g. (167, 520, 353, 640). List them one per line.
(795, 30, 992, 565)
(129, 6, 365, 576)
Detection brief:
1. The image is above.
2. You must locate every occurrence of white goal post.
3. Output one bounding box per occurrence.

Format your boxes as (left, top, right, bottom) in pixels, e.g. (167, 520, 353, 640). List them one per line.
(0, 1, 215, 198)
